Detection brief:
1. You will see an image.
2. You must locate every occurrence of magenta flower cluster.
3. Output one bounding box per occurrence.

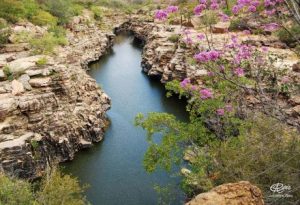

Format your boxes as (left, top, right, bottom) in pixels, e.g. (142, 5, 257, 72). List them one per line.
(194, 50, 221, 63)
(232, 0, 284, 15)
(200, 88, 213, 99)
(154, 5, 178, 21)
(216, 104, 233, 116)
(194, 0, 224, 15)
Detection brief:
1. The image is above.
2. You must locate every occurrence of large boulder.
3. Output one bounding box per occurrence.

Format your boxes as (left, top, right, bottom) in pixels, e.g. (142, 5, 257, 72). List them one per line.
(186, 181, 264, 205)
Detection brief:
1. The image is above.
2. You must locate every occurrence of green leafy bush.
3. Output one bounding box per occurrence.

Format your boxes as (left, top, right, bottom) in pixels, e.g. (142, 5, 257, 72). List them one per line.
(30, 32, 67, 54)
(168, 34, 180, 43)
(36, 57, 48, 67)
(0, 27, 11, 46)
(184, 115, 300, 204)
(32, 10, 57, 26)
(0, 174, 34, 205)
(36, 170, 89, 205)
(0, 0, 26, 23)
(229, 18, 249, 31)
(276, 25, 300, 46)
(43, 0, 73, 25)
(0, 169, 89, 205)
(90, 6, 102, 21)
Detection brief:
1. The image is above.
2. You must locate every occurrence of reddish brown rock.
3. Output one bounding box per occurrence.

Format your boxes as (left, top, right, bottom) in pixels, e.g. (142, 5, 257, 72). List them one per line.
(186, 181, 264, 205)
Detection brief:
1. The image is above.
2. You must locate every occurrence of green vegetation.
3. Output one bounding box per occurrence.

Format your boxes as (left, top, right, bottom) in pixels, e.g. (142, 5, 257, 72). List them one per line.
(90, 6, 102, 21)
(30, 32, 67, 54)
(276, 25, 300, 46)
(0, 169, 89, 205)
(31, 10, 57, 26)
(36, 57, 48, 67)
(136, 77, 300, 204)
(168, 34, 180, 43)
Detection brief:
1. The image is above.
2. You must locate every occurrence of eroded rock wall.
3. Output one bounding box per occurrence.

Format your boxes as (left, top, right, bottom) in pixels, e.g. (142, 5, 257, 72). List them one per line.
(119, 18, 300, 129)
(0, 16, 112, 179)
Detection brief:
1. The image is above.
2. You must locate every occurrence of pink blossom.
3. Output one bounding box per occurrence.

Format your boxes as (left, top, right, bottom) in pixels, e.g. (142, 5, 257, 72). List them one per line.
(281, 76, 290, 83)
(180, 78, 191, 88)
(166, 5, 179, 13)
(262, 46, 269, 52)
(154, 10, 168, 20)
(243, 30, 251, 35)
(197, 33, 206, 40)
(248, 5, 257, 12)
(219, 12, 229, 22)
(216, 108, 225, 116)
(210, 3, 219, 10)
(225, 104, 233, 112)
(234, 67, 245, 77)
(200, 88, 213, 99)
(194, 50, 221, 62)
(194, 4, 206, 15)
(263, 23, 280, 31)
(207, 71, 214, 76)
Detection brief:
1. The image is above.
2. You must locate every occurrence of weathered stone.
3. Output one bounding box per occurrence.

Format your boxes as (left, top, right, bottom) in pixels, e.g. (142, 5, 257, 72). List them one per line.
(8, 55, 45, 73)
(293, 62, 300, 72)
(185, 181, 264, 205)
(18, 74, 32, 90)
(29, 77, 52, 87)
(212, 22, 230, 34)
(0, 70, 5, 80)
(11, 80, 25, 96)
(0, 14, 113, 179)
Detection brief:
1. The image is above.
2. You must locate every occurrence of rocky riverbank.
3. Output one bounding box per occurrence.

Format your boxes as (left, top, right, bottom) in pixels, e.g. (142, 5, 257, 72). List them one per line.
(0, 13, 114, 179)
(118, 17, 300, 129)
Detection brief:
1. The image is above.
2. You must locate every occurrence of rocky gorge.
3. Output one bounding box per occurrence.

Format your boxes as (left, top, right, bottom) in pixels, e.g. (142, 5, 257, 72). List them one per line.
(0, 12, 113, 179)
(118, 17, 300, 129)
(0, 6, 299, 205)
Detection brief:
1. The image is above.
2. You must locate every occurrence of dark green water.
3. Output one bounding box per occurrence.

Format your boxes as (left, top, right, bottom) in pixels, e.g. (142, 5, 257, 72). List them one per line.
(63, 34, 189, 205)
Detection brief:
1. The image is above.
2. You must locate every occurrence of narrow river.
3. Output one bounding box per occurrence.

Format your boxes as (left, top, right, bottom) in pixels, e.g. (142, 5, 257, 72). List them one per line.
(63, 34, 189, 205)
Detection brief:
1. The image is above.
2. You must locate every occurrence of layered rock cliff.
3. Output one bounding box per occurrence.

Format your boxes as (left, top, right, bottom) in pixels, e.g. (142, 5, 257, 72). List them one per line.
(118, 18, 300, 129)
(0, 15, 113, 179)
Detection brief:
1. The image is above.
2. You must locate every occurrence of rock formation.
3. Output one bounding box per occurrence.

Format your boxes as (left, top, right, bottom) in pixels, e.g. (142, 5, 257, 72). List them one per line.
(0, 14, 113, 179)
(185, 181, 264, 205)
(118, 18, 300, 129)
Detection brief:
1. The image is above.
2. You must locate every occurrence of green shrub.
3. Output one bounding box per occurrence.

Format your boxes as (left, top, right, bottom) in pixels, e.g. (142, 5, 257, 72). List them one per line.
(3, 66, 13, 78)
(30, 32, 67, 54)
(201, 11, 218, 26)
(21, 0, 39, 19)
(36, 169, 89, 205)
(0, 169, 89, 205)
(70, 4, 84, 16)
(90, 6, 102, 21)
(32, 10, 57, 26)
(0, 174, 34, 205)
(183, 115, 300, 204)
(168, 34, 180, 43)
(0, 27, 11, 46)
(36, 57, 48, 67)
(43, 0, 73, 25)
(276, 25, 300, 46)
(229, 18, 249, 31)
(10, 31, 32, 43)
(0, 0, 26, 23)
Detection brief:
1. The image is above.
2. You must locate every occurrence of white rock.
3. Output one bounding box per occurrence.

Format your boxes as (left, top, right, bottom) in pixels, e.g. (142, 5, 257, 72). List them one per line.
(11, 80, 25, 96)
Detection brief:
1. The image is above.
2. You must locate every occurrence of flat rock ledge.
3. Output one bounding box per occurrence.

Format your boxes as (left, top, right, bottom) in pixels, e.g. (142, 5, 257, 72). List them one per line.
(186, 181, 264, 205)
(0, 15, 113, 179)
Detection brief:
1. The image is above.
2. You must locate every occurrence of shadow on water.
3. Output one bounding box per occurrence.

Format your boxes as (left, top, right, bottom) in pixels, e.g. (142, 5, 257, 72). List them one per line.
(62, 33, 189, 205)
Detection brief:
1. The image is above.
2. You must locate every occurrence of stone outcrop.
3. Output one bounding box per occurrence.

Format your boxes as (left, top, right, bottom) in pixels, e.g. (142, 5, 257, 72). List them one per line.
(118, 18, 300, 129)
(0, 14, 113, 179)
(186, 181, 264, 205)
